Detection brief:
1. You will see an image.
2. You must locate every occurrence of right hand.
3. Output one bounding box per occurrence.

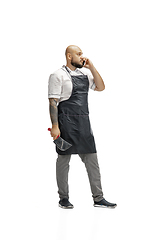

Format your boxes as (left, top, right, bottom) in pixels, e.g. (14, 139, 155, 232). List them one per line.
(50, 126, 61, 140)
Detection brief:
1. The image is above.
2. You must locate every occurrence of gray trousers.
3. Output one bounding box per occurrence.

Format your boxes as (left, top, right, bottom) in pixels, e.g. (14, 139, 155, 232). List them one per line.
(56, 153, 103, 202)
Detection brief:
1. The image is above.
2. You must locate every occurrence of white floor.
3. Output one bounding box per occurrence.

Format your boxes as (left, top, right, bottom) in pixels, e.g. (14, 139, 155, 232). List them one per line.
(1, 193, 159, 240)
(1, 152, 160, 240)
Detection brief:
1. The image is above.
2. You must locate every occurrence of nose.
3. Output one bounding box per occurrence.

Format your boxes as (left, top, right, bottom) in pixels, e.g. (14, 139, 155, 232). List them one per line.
(80, 55, 84, 61)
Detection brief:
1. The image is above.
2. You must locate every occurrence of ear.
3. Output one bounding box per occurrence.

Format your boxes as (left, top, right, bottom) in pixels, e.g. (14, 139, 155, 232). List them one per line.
(67, 53, 72, 60)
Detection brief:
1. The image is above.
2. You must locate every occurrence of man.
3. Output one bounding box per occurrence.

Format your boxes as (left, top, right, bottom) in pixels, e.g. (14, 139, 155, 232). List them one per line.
(48, 45, 117, 209)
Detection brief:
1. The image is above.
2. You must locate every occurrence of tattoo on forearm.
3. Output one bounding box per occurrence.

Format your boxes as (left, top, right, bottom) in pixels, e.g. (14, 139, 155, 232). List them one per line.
(49, 98, 58, 125)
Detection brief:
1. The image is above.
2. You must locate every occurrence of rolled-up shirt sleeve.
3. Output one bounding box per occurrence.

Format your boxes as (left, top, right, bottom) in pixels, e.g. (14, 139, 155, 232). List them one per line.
(88, 72, 96, 90)
(48, 73, 62, 99)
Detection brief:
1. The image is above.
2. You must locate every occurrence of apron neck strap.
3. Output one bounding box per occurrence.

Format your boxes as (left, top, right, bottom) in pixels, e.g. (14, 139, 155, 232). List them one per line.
(64, 66, 71, 75)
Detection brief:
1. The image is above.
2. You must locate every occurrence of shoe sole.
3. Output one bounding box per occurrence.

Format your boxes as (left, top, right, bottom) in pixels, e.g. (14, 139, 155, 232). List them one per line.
(59, 204, 74, 209)
(94, 204, 117, 209)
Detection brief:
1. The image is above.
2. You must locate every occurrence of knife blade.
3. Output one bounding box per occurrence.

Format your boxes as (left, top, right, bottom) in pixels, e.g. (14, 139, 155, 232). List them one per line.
(48, 128, 72, 151)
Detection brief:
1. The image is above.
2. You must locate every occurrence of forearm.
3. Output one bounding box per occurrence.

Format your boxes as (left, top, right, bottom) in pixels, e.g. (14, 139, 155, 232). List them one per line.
(49, 98, 59, 126)
(49, 98, 60, 139)
(90, 66, 105, 91)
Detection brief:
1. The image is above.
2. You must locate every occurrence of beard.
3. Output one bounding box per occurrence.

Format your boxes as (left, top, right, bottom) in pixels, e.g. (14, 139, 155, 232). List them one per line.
(71, 58, 83, 68)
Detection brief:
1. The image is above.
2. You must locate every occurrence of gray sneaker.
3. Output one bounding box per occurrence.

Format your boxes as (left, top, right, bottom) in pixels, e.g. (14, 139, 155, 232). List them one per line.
(59, 198, 74, 209)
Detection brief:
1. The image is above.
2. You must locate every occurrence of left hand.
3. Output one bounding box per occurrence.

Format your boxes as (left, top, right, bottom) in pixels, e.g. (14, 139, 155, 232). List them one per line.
(83, 58, 94, 70)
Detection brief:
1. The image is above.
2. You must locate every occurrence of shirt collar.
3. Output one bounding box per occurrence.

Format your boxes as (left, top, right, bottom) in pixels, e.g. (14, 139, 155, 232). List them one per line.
(62, 65, 79, 73)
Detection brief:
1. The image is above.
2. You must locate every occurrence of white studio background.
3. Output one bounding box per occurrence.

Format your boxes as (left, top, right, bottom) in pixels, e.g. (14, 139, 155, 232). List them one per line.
(0, 0, 160, 239)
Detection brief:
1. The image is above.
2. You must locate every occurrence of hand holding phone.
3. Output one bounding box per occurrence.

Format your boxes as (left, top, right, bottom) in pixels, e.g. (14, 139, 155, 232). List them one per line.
(82, 58, 94, 69)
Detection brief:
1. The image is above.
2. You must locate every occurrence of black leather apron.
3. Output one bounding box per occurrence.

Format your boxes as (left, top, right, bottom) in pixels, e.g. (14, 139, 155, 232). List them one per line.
(57, 67, 97, 155)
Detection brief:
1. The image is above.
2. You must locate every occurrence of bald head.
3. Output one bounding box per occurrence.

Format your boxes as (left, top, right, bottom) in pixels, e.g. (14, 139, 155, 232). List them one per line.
(65, 45, 82, 58)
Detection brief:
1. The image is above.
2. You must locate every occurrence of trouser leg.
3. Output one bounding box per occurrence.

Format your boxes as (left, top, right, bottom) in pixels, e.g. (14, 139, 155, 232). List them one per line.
(79, 153, 103, 202)
(56, 154, 71, 200)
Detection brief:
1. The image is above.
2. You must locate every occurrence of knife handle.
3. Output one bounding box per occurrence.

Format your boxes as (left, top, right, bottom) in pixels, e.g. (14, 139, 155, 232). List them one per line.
(48, 128, 59, 139)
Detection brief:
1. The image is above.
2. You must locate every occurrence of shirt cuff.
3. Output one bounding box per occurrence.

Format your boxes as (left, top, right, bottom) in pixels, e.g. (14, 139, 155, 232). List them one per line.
(48, 94, 60, 99)
(90, 82, 96, 90)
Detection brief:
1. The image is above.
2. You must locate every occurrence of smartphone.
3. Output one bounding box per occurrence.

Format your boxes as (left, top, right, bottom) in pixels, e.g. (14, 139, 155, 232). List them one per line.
(83, 60, 85, 66)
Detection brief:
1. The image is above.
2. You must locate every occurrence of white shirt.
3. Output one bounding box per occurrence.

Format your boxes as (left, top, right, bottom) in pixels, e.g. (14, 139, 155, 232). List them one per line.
(48, 65, 96, 102)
